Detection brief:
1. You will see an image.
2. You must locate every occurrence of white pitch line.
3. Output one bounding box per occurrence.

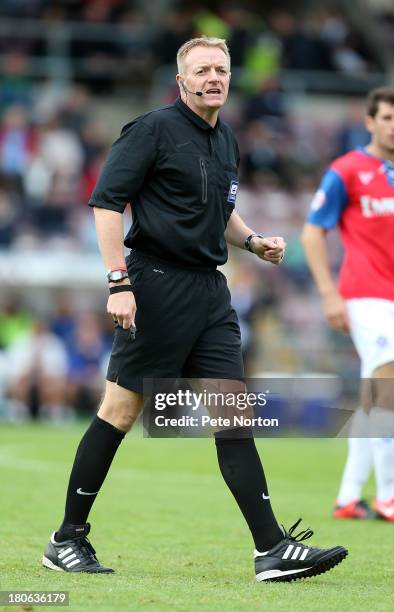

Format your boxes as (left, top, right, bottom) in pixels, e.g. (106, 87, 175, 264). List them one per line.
(0, 452, 217, 485)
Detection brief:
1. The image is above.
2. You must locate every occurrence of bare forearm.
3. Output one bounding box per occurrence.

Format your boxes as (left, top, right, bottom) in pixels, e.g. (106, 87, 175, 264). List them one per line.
(94, 207, 135, 327)
(225, 210, 286, 264)
(301, 224, 337, 296)
(302, 223, 350, 331)
(93, 207, 127, 270)
(224, 210, 253, 249)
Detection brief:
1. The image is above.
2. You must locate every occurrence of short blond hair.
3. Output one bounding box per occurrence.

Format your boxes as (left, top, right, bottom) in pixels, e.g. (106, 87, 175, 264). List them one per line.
(176, 37, 231, 74)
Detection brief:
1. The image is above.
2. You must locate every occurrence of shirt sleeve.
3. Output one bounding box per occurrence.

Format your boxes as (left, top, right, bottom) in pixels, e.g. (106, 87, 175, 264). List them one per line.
(88, 119, 157, 213)
(306, 168, 348, 229)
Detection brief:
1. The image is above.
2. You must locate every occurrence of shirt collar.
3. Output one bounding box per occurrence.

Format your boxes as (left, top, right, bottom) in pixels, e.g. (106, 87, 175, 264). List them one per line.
(175, 97, 220, 132)
(358, 146, 393, 166)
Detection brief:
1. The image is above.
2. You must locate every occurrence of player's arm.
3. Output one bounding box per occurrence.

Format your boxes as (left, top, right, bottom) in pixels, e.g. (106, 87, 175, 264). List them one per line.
(225, 210, 286, 265)
(301, 168, 349, 333)
(90, 120, 157, 329)
(301, 224, 349, 332)
(93, 208, 135, 330)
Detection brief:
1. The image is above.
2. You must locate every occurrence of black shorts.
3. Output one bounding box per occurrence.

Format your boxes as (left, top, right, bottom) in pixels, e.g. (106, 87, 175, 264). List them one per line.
(106, 250, 244, 393)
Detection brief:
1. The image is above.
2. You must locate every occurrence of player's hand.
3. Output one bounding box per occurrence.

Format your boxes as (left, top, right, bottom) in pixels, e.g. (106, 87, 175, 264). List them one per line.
(107, 287, 136, 330)
(322, 291, 350, 333)
(250, 236, 286, 265)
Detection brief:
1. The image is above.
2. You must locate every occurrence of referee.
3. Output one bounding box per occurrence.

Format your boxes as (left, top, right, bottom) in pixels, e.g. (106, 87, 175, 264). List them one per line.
(43, 37, 347, 582)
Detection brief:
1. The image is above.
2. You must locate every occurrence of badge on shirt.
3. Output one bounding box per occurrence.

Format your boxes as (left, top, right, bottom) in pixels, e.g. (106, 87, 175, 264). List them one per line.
(227, 179, 239, 203)
(358, 171, 374, 185)
(310, 189, 326, 211)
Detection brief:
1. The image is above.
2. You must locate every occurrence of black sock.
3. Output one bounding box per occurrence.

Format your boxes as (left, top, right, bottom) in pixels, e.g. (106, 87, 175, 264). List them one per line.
(56, 416, 125, 540)
(215, 429, 283, 551)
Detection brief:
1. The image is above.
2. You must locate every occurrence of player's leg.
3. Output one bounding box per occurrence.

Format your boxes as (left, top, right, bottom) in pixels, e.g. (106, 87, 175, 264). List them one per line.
(182, 272, 282, 552)
(42, 253, 211, 573)
(369, 361, 394, 521)
(58, 382, 143, 532)
(335, 440, 374, 518)
(194, 376, 283, 552)
(215, 425, 283, 550)
(345, 298, 394, 521)
(334, 381, 374, 519)
(42, 382, 143, 573)
(185, 271, 347, 581)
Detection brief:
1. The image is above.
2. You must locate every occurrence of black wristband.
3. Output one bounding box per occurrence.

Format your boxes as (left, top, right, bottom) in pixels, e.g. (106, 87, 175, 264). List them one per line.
(244, 233, 264, 252)
(109, 285, 133, 295)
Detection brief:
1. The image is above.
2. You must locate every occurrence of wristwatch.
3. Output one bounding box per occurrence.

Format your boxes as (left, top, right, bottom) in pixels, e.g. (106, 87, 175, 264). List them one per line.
(244, 233, 264, 253)
(106, 269, 129, 283)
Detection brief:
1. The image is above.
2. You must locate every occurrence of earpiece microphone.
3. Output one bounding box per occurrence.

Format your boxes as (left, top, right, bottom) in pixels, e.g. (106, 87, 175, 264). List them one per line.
(181, 81, 203, 97)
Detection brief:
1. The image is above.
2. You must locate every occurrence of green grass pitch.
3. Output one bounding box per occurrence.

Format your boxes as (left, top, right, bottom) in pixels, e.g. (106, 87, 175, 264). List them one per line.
(0, 423, 392, 611)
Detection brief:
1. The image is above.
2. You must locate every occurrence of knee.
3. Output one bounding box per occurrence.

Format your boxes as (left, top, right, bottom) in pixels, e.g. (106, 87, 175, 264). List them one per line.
(98, 399, 139, 433)
(370, 362, 394, 410)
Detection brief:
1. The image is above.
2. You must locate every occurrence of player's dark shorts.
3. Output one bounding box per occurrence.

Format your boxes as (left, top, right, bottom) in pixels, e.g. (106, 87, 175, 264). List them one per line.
(106, 249, 244, 393)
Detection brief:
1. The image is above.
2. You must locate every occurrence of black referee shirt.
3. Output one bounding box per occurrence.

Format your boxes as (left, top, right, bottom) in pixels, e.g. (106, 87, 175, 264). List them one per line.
(89, 97, 240, 269)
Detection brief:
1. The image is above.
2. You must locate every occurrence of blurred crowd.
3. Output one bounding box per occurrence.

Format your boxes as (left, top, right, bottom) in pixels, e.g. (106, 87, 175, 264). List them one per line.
(0, 296, 113, 421)
(0, 1, 378, 420)
(0, 2, 384, 93)
(0, 86, 111, 251)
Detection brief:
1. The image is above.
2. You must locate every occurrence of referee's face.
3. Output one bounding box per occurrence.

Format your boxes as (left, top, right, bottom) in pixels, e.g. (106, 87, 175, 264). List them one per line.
(178, 46, 231, 121)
